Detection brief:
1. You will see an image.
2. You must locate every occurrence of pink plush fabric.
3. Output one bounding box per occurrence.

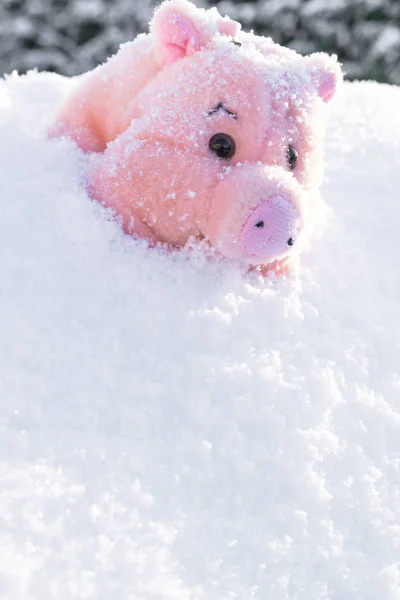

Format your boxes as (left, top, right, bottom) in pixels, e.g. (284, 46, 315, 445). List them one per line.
(240, 196, 301, 260)
(50, 0, 342, 270)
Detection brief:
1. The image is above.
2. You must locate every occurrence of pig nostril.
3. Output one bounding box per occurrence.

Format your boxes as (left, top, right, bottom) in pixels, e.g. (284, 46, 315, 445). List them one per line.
(241, 196, 301, 260)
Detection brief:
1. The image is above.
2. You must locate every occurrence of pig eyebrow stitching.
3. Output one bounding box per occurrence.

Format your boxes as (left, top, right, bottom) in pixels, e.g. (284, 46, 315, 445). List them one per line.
(207, 103, 238, 120)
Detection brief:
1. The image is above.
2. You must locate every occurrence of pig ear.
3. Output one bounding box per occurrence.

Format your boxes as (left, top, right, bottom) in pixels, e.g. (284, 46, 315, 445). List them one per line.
(305, 53, 343, 103)
(151, 0, 205, 66)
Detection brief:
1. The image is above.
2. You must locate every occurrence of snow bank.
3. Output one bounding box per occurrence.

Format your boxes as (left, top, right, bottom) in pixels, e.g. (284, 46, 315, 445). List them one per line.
(0, 72, 399, 599)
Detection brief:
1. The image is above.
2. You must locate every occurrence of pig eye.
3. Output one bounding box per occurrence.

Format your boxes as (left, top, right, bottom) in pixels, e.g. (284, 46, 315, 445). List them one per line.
(287, 145, 298, 169)
(209, 133, 236, 160)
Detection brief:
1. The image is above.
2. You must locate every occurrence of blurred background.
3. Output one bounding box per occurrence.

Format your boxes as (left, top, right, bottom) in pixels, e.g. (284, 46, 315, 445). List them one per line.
(0, 0, 399, 83)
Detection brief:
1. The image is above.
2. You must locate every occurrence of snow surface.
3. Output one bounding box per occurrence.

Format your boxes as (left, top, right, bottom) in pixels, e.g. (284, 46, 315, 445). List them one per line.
(0, 72, 400, 600)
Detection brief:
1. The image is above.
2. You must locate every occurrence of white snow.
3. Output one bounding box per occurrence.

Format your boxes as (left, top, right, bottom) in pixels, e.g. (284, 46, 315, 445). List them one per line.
(1, 71, 400, 600)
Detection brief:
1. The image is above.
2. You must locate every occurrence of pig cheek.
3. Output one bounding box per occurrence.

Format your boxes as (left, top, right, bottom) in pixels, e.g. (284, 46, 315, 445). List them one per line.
(205, 176, 251, 261)
(148, 149, 231, 237)
(133, 151, 220, 241)
(88, 142, 213, 244)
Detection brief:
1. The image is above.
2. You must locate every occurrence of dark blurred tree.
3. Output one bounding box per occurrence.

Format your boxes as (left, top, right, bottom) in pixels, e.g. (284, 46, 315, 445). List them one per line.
(1, 0, 399, 84)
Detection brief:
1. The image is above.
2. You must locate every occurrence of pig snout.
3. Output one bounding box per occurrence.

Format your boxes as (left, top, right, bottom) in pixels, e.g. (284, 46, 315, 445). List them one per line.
(207, 165, 306, 265)
(240, 196, 301, 261)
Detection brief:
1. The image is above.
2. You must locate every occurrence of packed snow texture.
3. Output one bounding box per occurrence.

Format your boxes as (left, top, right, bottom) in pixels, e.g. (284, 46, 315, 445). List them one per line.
(0, 72, 400, 599)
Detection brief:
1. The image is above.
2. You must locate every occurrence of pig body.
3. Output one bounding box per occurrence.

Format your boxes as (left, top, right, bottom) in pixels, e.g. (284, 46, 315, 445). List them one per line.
(50, 0, 342, 269)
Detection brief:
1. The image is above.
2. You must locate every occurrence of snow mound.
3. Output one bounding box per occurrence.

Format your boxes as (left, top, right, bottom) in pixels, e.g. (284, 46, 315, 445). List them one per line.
(0, 72, 399, 600)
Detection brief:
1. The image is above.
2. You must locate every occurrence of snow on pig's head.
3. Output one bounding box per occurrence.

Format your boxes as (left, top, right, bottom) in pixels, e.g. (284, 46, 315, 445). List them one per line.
(90, 0, 342, 268)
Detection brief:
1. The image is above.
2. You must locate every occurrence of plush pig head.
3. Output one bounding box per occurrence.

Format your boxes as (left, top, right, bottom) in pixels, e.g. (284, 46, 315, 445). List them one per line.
(53, 0, 342, 269)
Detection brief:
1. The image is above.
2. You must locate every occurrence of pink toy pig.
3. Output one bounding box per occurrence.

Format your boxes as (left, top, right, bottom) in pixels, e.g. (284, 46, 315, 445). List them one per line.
(50, 0, 342, 271)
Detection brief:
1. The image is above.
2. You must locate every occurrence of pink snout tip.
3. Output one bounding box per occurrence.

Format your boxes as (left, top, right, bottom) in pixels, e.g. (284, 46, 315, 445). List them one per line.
(240, 196, 301, 262)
